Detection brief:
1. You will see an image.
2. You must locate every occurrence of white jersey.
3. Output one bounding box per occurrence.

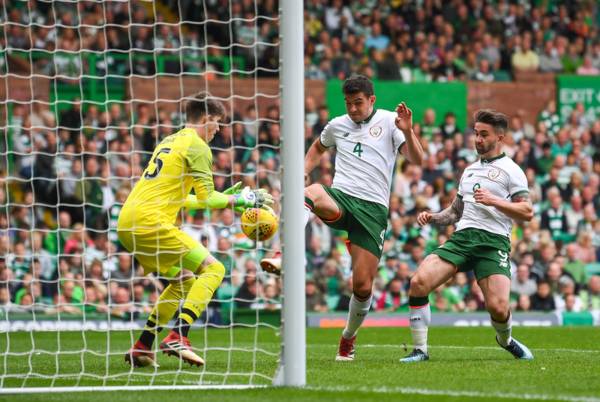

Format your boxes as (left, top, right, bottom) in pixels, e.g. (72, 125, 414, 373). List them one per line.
(456, 153, 528, 237)
(320, 109, 406, 207)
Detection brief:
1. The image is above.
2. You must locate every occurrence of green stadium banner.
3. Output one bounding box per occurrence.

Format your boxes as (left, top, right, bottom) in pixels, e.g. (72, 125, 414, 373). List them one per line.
(557, 75, 600, 124)
(326, 80, 467, 130)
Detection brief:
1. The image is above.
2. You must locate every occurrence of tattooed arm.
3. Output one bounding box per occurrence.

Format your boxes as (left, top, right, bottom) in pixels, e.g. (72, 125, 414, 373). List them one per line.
(417, 196, 465, 227)
(473, 189, 533, 222)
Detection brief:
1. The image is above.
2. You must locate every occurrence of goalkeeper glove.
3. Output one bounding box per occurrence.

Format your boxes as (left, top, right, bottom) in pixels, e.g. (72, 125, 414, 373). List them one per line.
(223, 181, 242, 195)
(233, 187, 274, 209)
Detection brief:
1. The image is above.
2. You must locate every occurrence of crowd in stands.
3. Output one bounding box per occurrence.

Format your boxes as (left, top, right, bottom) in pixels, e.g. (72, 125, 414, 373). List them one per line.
(1, 0, 599, 321)
(2, 1, 599, 81)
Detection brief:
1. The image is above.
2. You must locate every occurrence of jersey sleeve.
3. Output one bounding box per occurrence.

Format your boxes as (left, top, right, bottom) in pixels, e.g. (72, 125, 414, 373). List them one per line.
(390, 113, 406, 150)
(185, 138, 214, 200)
(509, 165, 529, 198)
(319, 121, 336, 148)
(457, 172, 465, 198)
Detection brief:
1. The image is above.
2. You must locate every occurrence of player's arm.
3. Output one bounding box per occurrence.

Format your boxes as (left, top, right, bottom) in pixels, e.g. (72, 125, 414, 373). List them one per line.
(418, 196, 464, 227)
(184, 182, 240, 210)
(474, 189, 533, 222)
(304, 136, 328, 183)
(395, 102, 424, 166)
(185, 183, 273, 211)
(185, 142, 272, 211)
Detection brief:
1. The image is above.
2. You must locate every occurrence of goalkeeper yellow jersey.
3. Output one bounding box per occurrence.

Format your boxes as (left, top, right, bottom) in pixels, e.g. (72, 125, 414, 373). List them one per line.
(118, 127, 213, 230)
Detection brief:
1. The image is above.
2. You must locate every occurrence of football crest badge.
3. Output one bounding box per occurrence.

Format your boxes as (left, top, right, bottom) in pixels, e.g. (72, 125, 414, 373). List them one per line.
(369, 126, 382, 138)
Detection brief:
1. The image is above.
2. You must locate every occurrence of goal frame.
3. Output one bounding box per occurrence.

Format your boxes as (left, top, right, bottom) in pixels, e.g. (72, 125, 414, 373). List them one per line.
(0, 0, 305, 394)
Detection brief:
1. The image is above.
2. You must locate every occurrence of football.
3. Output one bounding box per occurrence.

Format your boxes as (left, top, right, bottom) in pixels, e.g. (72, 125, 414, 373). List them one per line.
(241, 207, 279, 241)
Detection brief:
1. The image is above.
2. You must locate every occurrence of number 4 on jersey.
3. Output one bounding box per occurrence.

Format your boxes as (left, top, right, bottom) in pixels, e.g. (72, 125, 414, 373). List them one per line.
(353, 142, 363, 157)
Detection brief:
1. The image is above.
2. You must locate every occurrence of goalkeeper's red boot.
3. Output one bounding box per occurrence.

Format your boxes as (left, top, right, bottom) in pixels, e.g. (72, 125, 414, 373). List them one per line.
(260, 251, 281, 275)
(335, 335, 356, 361)
(125, 340, 159, 368)
(159, 330, 205, 367)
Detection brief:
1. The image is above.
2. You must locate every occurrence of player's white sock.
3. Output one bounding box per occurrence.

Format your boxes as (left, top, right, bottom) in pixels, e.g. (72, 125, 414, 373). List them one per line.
(342, 294, 371, 339)
(492, 312, 513, 347)
(409, 296, 431, 353)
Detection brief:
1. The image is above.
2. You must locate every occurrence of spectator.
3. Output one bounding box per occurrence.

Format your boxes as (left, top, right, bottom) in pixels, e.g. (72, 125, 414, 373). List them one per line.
(511, 35, 539, 72)
(579, 276, 600, 311)
(576, 55, 600, 76)
(235, 264, 260, 308)
(529, 280, 556, 311)
(570, 232, 597, 264)
(511, 263, 537, 298)
(538, 40, 563, 73)
(541, 188, 569, 241)
(306, 278, 327, 312)
(473, 58, 495, 82)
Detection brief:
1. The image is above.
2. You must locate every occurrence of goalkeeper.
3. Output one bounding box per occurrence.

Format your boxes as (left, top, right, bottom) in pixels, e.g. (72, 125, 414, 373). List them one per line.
(117, 92, 272, 368)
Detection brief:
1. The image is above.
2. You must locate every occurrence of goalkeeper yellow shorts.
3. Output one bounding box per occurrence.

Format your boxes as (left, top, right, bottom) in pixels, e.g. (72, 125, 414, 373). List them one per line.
(117, 223, 209, 278)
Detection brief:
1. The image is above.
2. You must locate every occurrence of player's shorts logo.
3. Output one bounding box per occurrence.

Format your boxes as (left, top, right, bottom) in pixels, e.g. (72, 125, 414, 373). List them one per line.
(369, 126, 382, 138)
(487, 168, 500, 180)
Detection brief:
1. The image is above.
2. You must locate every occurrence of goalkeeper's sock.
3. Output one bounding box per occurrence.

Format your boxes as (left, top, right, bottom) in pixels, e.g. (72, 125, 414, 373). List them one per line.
(342, 293, 372, 339)
(175, 261, 226, 337)
(139, 276, 195, 348)
(408, 296, 431, 354)
(492, 312, 513, 347)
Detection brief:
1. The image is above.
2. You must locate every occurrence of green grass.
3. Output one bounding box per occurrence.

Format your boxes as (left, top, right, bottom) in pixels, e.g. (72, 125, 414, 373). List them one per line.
(2, 326, 600, 401)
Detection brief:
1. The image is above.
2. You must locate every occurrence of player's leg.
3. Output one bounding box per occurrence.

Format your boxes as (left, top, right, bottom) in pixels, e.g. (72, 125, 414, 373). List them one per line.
(479, 274, 533, 360)
(400, 254, 457, 362)
(137, 268, 196, 346)
(127, 268, 195, 368)
(261, 183, 341, 274)
(335, 244, 378, 361)
(161, 249, 225, 366)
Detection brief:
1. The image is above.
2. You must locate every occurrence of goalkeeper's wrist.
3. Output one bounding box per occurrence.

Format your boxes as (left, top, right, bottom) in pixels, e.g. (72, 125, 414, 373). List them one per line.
(231, 193, 251, 208)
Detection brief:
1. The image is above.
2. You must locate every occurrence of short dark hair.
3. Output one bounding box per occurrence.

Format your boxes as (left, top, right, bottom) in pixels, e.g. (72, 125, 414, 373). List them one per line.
(474, 109, 508, 134)
(342, 74, 374, 97)
(185, 92, 226, 123)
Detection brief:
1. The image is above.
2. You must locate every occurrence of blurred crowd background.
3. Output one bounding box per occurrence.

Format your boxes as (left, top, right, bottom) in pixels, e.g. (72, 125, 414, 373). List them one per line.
(1, 0, 599, 321)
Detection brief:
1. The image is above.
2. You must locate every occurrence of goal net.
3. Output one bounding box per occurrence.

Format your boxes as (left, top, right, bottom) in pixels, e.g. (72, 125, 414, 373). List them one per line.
(0, 0, 302, 392)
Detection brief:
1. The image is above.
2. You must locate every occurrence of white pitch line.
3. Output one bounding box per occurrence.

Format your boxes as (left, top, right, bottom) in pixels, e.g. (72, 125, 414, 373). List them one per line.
(4, 382, 600, 402)
(307, 385, 600, 402)
(308, 344, 600, 354)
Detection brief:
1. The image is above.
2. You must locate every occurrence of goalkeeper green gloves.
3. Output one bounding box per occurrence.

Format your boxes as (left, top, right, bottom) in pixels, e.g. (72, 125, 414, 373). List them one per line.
(184, 182, 274, 212)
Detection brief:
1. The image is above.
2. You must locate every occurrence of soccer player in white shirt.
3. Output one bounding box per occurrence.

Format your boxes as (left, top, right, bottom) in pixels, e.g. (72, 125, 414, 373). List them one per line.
(261, 74, 424, 360)
(400, 109, 534, 362)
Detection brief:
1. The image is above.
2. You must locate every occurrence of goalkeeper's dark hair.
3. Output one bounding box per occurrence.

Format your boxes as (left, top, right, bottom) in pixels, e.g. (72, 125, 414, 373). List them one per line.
(185, 91, 226, 123)
(474, 109, 508, 134)
(342, 74, 374, 97)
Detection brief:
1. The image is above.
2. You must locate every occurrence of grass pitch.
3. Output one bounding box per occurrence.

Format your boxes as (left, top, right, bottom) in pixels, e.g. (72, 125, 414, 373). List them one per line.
(2, 326, 600, 401)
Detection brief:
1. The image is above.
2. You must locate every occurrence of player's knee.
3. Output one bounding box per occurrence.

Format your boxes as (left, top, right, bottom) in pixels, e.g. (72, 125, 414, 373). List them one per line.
(352, 281, 372, 300)
(486, 299, 509, 320)
(304, 185, 317, 202)
(205, 260, 226, 282)
(171, 269, 194, 284)
(408, 274, 429, 296)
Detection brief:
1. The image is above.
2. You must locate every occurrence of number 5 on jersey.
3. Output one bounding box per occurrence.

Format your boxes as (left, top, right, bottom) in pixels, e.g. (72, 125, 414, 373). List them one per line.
(353, 142, 363, 157)
(144, 148, 171, 179)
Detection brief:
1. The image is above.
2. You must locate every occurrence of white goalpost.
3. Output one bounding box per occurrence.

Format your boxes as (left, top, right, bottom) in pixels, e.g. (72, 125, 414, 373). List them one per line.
(0, 0, 304, 393)
(277, 0, 306, 387)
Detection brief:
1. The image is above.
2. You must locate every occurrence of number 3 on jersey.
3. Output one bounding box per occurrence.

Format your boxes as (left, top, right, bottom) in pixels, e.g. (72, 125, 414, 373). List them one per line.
(144, 148, 171, 179)
(353, 142, 363, 157)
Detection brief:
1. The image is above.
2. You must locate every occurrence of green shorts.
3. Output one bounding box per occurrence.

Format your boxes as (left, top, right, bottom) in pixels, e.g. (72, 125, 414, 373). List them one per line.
(431, 228, 511, 280)
(321, 186, 388, 259)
